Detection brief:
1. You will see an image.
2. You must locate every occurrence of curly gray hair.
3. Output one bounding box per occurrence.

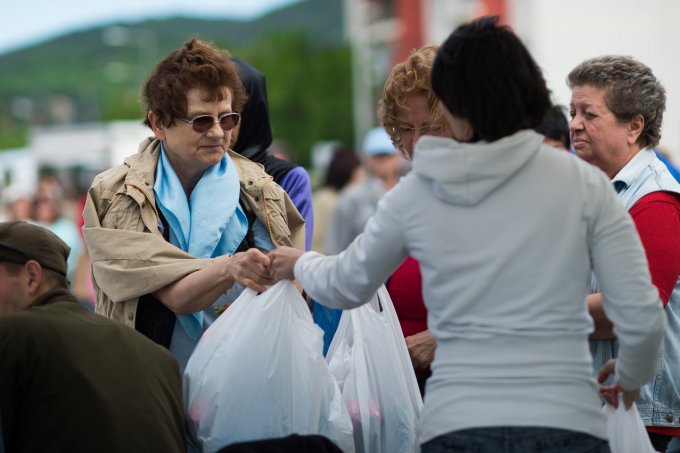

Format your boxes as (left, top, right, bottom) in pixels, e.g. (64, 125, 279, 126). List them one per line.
(567, 55, 665, 148)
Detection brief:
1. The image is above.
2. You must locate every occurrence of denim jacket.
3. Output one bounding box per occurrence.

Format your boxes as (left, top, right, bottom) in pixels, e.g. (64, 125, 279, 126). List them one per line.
(590, 148, 680, 427)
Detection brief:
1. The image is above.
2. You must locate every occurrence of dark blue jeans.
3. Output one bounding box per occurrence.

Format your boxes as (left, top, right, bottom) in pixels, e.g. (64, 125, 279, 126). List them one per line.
(421, 427, 611, 453)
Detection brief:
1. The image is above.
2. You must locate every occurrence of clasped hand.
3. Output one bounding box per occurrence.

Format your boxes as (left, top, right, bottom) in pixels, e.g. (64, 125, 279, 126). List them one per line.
(233, 246, 304, 292)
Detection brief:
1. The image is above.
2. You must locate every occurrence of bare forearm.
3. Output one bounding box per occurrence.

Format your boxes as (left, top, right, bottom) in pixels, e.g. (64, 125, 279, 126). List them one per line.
(587, 292, 615, 340)
(153, 256, 233, 314)
(154, 249, 273, 314)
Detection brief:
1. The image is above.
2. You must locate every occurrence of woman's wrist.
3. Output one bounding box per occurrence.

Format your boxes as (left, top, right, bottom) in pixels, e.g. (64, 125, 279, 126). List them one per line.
(218, 255, 236, 293)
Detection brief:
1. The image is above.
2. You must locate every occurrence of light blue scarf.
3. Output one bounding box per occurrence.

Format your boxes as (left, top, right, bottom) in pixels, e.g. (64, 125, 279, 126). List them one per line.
(154, 143, 247, 338)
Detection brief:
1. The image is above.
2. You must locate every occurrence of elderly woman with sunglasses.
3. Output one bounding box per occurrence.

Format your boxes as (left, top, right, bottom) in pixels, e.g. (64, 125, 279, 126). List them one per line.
(82, 38, 305, 372)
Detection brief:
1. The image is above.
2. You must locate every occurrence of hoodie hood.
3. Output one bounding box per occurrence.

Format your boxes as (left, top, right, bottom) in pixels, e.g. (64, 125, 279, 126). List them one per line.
(231, 57, 296, 183)
(412, 130, 544, 206)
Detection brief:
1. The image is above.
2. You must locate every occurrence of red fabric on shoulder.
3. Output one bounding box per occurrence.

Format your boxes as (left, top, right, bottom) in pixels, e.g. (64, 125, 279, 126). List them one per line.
(629, 191, 680, 307)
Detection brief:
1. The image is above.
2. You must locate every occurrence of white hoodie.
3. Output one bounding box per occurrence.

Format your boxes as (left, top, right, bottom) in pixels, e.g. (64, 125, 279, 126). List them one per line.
(295, 130, 665, 443)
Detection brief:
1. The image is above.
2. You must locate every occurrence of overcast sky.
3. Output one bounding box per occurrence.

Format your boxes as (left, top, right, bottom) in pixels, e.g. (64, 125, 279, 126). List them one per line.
(0, 0, 301, 55)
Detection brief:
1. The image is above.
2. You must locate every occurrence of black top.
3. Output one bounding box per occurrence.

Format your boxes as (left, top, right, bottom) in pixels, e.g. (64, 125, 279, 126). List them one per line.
(232, 57, 297, 184)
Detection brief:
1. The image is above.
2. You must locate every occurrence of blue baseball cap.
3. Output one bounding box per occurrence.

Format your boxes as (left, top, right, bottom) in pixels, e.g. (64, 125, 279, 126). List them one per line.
(363, 127, 397, 156)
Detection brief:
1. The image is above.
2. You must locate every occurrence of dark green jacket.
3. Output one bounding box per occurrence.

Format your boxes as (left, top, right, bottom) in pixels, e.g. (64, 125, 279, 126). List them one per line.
(0, 289, 185, 453)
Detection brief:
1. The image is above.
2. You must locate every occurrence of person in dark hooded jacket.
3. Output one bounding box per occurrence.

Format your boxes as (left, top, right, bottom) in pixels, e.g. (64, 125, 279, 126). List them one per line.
(231, 57, 314, 251)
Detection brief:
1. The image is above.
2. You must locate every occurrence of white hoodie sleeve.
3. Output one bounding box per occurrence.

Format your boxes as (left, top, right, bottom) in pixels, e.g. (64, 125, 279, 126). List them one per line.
(294, 187, 409, 309)
(586, 169, 666, 390)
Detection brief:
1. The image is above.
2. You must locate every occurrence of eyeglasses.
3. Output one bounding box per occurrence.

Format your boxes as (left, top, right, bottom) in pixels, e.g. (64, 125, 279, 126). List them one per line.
(392, 124, 444, 138)
(179, 112, 241, 133)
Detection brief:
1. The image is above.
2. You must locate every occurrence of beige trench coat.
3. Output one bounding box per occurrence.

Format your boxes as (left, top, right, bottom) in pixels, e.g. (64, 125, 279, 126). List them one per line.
(83, 138, 305, 328)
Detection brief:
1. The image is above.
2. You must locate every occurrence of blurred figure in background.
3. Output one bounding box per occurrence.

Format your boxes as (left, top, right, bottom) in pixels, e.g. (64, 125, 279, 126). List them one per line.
(535, 105, 571, 151)
(32, 175, 82, 285)
(324, 127, 404, 255)
(311, 147, 363, 253)
(317, 128, 403, 354)
(378, 43, 453, 393)
(2, 185, 34, 222)
(267, 138, 293, 162)
(231, 57, 314, 251)
(311, 146, 363, 353)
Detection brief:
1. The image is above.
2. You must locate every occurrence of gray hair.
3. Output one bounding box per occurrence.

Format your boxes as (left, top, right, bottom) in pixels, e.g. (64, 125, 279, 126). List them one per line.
(567, 55, 665, 148)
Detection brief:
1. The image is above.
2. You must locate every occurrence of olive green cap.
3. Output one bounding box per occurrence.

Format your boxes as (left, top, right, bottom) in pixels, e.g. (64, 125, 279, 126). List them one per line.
(0, 221, 70, 276)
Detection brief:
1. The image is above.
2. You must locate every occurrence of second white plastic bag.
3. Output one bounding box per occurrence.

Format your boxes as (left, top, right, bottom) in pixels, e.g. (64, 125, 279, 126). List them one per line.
(603, 396, 657, 453)
(184, 280, 354, 453)
(326, 285, 423, 453)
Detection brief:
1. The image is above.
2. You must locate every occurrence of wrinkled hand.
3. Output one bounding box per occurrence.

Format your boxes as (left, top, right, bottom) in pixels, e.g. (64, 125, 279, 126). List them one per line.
(226, 248, 273, 293)
(598, 358, 640, 410)
(268, 247, 304, 281)
(405, 329, 436, 369)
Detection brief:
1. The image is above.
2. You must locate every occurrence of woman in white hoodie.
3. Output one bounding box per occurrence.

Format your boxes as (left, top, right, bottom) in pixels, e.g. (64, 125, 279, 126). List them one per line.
(268, 16, 665, 453)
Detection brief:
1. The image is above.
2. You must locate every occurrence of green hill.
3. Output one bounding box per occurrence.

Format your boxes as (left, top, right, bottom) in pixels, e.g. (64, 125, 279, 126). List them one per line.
(0, 0, 351, 166)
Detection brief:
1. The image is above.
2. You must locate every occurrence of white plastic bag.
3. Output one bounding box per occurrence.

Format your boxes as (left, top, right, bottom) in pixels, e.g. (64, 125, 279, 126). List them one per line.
(603, 396, 657, 453)
(184, 280, 354, 453)
(326, 285, 423, 453)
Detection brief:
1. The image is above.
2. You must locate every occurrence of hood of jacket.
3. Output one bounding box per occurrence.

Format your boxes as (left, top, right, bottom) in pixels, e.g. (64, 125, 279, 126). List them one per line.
(411, 130, 545, 206)
(231, 57, 296, 183)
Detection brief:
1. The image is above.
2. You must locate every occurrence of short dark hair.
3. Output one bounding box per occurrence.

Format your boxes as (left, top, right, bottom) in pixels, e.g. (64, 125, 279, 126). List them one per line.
(535, 105, 570, 149)
(431, 16, 551, 142)
(44, 268, 69, 289)
(142, 37, 247, 129)
(0, 261, 22, 276)
(324, 147, 361, 191)
(567, 55, 665, 149)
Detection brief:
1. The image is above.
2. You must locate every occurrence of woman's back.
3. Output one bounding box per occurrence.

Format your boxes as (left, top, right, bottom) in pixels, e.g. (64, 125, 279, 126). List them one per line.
(351, 131, 660, 442)
(271, 16, 666, 452)
(403, 133, 594, 339)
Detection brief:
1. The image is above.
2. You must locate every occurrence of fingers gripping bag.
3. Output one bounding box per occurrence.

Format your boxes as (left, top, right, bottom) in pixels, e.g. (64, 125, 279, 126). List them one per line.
(326, 285, 423, 453)
(183, 280, 354, 453)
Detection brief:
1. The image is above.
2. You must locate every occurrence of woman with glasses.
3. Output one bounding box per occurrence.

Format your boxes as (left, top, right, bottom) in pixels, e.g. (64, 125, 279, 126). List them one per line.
(269, 17, 665, 452)
(380, 44, 451, 160)
(378, 44, 453, 394)
(82, 38, 305, 372)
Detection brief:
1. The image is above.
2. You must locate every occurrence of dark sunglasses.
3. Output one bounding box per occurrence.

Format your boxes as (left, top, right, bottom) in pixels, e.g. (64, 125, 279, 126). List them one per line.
(179, 112, 241, 133)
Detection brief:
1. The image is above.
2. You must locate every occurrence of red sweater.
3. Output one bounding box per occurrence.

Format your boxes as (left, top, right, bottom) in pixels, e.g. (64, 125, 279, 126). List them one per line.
(631, 192, 680, 436)
(386, 257, 427, 338)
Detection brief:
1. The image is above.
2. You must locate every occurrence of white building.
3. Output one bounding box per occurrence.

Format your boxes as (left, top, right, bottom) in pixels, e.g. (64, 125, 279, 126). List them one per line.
(346, 0, 680, 161)
(30, 119, 150, 170)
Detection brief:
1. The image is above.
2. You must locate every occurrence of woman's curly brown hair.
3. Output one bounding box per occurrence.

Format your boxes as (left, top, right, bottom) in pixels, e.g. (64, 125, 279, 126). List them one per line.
(378, 44, 446, 158)
(142, 37, 247, 129)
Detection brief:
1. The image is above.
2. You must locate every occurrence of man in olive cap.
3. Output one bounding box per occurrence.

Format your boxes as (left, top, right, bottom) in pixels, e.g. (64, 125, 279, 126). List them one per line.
(0, 221, 186, 453)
